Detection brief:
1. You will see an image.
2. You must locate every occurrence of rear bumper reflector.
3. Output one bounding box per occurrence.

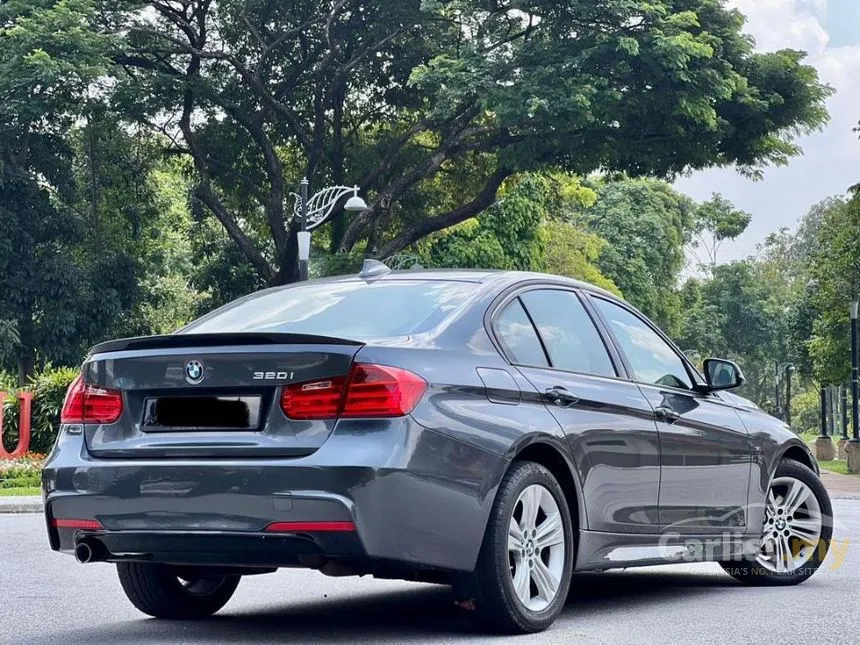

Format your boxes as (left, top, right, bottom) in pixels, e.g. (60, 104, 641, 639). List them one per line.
(52, 519, 105, 530)
(263, 521, 356, 533)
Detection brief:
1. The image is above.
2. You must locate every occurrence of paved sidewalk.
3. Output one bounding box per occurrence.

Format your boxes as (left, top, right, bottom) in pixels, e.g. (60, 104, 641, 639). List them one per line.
(0, 495, 42, 514)
(820, 468, 860, 500)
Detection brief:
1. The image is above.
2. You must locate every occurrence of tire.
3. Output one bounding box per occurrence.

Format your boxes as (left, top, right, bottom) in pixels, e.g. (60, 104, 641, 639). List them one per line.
(720, 459, 832, 586)
(468, 460, 575, 634)
(117, 562, 241, 619)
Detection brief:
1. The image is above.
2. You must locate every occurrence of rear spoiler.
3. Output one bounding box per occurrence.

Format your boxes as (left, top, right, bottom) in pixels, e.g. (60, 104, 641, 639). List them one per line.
(88, 333, 365, 356)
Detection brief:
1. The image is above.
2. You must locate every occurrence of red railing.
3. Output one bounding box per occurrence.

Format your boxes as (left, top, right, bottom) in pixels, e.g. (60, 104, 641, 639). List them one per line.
(0, 392, 33, 459)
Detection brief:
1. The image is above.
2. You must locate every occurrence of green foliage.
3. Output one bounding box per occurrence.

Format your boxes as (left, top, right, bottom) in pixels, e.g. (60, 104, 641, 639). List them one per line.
(542, 223, 621, 296)
(103, 0, 831, 281)
(807, 196, 860, 384)
(1, 366, 78, 455)
(0, 454, 44, 489)
(678, 261, 790, 408)
(791, 388, 822, 435)
(689, 194, 752, 272)
(577, 178, 695, 333)
(423, 175, 548, 271)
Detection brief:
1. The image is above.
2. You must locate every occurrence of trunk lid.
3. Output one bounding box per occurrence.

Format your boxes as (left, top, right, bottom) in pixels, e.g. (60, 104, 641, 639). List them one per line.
(82, 333, 363, 459)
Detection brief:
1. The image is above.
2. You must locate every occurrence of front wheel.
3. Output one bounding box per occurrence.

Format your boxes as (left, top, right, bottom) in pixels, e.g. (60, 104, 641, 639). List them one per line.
(720, 460, 832, 586)
(117, 562, 241, 619)
(467, 461, 574, 634)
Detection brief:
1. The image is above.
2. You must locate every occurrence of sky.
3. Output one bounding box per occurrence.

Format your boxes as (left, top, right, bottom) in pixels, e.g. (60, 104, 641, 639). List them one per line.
(674, 0, 860, 263)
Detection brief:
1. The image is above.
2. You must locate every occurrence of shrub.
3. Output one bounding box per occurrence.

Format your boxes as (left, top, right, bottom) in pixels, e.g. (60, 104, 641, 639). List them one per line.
(0, 453, 45, 489)
(1, 366, 79, 454)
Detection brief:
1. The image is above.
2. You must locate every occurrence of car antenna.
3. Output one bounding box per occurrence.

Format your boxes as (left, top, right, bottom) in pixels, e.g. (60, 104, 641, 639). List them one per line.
(359, 259, 391, 280)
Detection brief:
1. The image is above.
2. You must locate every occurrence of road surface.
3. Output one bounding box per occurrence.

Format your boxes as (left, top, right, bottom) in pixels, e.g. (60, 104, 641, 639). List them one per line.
(2, 500, 857, 644)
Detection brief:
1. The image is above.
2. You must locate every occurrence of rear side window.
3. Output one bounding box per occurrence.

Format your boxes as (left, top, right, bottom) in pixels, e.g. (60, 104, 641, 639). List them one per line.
(519, 290, 616, 377)
(494, 299, 549, 367)
(181, 280, 477, 340)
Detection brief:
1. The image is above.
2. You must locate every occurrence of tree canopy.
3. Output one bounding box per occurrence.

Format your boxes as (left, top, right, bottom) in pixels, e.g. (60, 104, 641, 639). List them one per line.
(106, 0, 831, 284)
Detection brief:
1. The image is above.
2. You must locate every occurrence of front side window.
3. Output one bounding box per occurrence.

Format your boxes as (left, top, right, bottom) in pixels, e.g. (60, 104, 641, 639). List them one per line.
(592, 297, 692, 390)
(519, 290, 616, 377)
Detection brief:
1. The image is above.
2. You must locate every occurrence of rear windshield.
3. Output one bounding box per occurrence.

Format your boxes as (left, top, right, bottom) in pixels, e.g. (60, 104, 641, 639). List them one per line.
(179, 280, 478, 340)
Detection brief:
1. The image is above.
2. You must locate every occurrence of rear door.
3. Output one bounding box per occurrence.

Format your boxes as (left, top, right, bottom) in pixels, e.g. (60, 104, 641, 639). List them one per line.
(588, 296, 752, 532)
(83, 333, 363, 459)
(492, 287, 662, 534)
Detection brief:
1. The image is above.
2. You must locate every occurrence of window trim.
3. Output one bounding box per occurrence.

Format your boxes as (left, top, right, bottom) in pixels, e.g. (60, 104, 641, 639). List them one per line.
(487, 284, 624, 381)
(586, 293, 707, 395)
(493, 296, 552, 368)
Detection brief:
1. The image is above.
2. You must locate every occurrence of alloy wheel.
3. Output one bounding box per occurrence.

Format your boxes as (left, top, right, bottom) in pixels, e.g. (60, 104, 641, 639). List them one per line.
(756, 476, 823, 574)
(507, 484, 566, 612)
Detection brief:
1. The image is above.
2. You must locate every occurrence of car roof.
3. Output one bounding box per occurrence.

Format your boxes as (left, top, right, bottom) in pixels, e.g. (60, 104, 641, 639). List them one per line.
(312, 268, 619, 299)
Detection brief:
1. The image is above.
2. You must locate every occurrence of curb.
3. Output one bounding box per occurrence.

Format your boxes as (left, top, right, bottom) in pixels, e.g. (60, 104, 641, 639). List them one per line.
(0, 496, 43, 514)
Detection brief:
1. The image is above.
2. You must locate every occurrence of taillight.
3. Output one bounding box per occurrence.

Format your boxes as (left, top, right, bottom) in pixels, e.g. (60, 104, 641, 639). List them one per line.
(341, 364, 427, 418)
(60, 374, 124, 424)
(280, 376, 347, 420)
(280, 363, 427, 420)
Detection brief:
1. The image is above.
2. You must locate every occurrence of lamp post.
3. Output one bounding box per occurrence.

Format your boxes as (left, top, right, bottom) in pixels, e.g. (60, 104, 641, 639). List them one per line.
(846, 300, 860, 472)
(851, 301, 859, 440)
(775, 362, 795, 422)
(292, 179, 369, 281)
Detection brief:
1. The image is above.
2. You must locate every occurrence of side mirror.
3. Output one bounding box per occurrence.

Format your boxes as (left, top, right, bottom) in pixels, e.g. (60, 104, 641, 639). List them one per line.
(702, 358, 745, 391)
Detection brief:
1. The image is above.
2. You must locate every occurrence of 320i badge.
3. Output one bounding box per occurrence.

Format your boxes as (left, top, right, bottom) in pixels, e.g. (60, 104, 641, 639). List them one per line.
(42, 264, 831, 634)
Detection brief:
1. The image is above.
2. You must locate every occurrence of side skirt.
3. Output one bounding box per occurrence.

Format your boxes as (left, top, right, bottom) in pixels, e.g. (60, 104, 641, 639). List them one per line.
(575, 530, 761, 571)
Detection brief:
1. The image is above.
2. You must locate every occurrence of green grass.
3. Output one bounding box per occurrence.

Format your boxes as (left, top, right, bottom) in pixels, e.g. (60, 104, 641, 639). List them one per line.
(0, 487, 41, 497)
(795, 433, 860, 476)
(819, 460, 853, 476)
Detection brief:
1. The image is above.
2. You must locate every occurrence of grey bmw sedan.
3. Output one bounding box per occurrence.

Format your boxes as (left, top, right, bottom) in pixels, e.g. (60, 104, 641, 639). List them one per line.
(43, 265, 831, 634)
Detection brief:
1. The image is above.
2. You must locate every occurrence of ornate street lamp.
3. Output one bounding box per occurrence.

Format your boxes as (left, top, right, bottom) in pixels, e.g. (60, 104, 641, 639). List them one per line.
(851, 301, 859, 440)
(292, 179, 369, 281)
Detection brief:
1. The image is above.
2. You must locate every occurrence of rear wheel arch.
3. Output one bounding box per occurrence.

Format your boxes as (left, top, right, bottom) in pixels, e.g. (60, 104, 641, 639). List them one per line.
(510, 441, 584, 535)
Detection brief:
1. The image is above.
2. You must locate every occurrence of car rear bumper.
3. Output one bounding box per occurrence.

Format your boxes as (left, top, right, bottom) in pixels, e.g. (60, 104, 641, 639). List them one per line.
(43, 417, 508, 572)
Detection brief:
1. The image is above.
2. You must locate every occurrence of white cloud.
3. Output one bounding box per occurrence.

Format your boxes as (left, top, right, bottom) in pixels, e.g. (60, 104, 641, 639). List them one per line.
(674, 0, 860, 263)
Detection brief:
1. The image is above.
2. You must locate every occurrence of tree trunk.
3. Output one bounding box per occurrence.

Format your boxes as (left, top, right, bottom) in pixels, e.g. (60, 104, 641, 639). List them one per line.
(329, 82, 347, 253)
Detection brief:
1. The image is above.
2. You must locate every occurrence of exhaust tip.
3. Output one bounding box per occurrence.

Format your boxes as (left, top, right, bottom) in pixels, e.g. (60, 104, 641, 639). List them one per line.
(74, 538, 107, 564)
(74, 541, 93, 564)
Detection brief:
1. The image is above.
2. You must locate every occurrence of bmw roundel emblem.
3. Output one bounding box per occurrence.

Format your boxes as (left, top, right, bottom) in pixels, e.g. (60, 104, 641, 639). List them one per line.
(185, 360, 205, 384)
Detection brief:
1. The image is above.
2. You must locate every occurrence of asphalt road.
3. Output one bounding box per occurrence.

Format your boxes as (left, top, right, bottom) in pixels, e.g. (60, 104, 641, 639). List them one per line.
(2, 501, 858, 645)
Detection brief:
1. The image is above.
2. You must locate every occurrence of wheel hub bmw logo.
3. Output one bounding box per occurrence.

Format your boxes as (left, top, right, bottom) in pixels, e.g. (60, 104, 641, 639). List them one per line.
(185, 360, 205, 384)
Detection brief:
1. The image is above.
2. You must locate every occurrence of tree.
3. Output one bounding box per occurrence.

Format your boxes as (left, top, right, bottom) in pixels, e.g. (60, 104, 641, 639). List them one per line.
(678, 261, 787, 408)
(0, 0, 115, 382)
(109, 0, 832, 284)
(423, 174, 547, 272)
(576, 178, 695, 333)
(807, 195, 860, 384)
(688, 193, 751, 273)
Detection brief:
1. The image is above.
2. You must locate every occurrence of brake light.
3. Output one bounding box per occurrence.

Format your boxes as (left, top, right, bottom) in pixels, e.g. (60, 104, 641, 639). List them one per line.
(280, 363, 427, 420)
(60, 374, 124, 424)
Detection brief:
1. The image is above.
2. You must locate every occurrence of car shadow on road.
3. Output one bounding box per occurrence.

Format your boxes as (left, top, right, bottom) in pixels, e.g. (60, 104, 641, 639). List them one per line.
(16, 569, 740, 644)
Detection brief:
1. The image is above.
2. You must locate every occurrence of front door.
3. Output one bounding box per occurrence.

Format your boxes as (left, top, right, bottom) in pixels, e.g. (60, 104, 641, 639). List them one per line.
(589, 296, 752, 532)
(492, 287, 662, 533)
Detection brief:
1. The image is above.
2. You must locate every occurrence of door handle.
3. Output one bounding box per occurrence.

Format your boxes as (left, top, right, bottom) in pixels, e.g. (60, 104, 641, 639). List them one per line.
(544, 387, 578, 407)
(654, 406, 681, 423)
